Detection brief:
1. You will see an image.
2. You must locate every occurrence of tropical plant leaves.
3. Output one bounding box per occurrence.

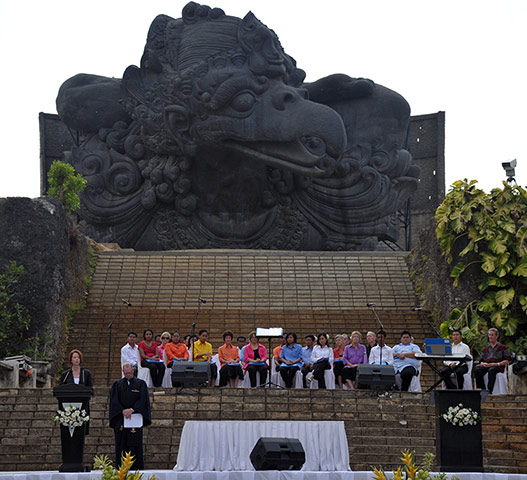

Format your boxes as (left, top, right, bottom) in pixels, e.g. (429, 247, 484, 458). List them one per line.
(435, 180, 527, 353)
(495, 288, 515, 309)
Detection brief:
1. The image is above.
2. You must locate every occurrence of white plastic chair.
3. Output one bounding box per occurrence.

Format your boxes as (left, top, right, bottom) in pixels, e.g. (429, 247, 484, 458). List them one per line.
(137, 363, 154, 387)
(483, 369, 509, 394)
(271, 358, 282, 387)
(442, 360, 473, 390)
(240, 367, 269, 388)
(395, 362, 421, 392)
(161, 356, 173, 388)
(309, 369, 336, 389)
(121, 350, 153, 388)
(274, 361, 303, 389)
(212, 354, 221, 372)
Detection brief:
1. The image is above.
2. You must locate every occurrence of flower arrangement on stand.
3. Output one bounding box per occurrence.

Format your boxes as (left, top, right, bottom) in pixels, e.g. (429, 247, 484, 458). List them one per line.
(93, 452, 157, 480)
(372, 450, 459, 480)
(440, 403, 480, 427)
(53, 404, 89, 437)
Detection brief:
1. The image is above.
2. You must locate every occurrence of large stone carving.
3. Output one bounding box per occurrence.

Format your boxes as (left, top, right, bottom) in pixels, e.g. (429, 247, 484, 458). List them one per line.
(56, 2, 419, 251)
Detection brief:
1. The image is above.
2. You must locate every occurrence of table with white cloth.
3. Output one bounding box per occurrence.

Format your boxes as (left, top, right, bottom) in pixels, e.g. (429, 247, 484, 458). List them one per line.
(2, 472, 527, 480)
(174, 421, 350, 471)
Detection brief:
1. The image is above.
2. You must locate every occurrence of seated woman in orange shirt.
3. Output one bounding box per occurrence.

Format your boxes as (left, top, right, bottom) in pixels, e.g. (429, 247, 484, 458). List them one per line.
(164, 330, 189, 368)
(218, 331, 244, 388)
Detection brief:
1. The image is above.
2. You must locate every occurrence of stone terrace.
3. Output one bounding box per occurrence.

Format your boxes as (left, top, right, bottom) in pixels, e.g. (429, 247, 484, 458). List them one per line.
(0, 388, 526, 473)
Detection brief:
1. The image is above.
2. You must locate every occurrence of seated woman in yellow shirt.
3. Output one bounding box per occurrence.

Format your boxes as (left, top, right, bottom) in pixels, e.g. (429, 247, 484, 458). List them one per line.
(192, 329, 217, 387)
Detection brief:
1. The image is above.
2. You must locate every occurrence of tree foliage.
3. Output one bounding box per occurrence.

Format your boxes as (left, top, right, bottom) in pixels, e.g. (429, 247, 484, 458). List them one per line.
(435, 179, 527, 354)
(0, 261, 31, 358)
(47, 160, 87, 213)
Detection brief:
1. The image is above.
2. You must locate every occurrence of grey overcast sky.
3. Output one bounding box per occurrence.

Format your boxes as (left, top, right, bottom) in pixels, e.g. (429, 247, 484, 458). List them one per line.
(0, 0, 526, 198)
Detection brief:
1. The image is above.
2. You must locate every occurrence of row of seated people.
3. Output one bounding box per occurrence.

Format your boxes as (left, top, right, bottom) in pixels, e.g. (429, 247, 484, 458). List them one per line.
(118, 327, 511, 393)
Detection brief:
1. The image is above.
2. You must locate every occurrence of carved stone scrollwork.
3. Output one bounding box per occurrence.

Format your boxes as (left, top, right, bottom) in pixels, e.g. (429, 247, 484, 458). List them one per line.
(56, 2, 419, 251)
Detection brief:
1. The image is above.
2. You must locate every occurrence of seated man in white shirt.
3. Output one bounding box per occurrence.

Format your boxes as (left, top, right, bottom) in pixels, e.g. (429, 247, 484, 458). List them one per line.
(121, 331, 140, 376)
(368, 331, 393, 365)
(440, 329, 472, 389)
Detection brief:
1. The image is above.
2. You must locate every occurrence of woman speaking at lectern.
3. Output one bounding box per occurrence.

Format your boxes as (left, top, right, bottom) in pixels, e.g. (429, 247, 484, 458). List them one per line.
(59, 349, 93, 386)
(59, 349, 93, 434)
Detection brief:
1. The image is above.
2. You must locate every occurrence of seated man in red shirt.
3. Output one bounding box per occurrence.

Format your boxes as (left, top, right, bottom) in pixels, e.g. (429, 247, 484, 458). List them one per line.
(474, 328, 511, 394)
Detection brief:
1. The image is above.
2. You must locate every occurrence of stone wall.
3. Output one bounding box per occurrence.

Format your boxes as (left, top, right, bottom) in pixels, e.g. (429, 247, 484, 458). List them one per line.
(0, 197, 90, 374)
(0, 387, 525, 473)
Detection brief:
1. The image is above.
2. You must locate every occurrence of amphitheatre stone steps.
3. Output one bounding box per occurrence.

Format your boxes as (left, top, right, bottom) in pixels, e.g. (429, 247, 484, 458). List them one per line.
(67, 249, 441, 386)
(5, 249, 524, 473)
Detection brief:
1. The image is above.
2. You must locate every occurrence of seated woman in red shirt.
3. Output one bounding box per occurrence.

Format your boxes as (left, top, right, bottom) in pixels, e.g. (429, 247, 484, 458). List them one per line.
(243, 332, 269, 387)
(218, 331, 244, 388)
(138, 328, 165, 387)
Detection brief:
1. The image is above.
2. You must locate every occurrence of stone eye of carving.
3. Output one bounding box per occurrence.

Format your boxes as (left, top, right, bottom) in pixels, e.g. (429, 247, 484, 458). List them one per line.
(230, 92, 255, 112)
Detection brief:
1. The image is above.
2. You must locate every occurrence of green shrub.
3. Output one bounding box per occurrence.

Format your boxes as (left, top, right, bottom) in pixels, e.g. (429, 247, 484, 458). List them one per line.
(0, 261, 31, 358)
(47, 160, 87, 213)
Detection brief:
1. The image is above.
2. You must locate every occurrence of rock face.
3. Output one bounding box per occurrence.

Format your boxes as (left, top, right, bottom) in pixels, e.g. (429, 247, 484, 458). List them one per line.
(0, 197, 90, 373)
(56, 1, 419, 251)
(408, 224, 481, 327)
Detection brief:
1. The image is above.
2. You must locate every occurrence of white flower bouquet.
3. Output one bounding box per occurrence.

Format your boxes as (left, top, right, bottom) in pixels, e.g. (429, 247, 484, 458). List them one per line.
(440, 403, 480, 427)
(53, 405, 90, 428)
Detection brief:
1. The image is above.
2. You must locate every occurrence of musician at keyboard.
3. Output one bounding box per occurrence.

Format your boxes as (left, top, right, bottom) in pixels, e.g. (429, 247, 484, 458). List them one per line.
(439, 329, 472, 389)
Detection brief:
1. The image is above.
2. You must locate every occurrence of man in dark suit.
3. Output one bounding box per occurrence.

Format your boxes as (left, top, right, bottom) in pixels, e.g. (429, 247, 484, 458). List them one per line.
(109, 362, 151, 468)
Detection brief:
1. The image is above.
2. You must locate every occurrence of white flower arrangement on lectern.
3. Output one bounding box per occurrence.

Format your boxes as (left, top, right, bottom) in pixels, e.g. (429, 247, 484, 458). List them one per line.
(440, 403, 480, 427)
(53, 404, 90, 428)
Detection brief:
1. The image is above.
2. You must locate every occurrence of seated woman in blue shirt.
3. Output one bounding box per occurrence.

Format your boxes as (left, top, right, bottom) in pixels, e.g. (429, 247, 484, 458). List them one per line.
(279, 332, 303, 388)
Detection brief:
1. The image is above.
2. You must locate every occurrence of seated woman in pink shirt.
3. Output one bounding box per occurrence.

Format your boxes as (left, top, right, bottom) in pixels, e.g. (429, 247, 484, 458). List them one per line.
(243, 332, 269, 387)
(157, 331, 171, 362)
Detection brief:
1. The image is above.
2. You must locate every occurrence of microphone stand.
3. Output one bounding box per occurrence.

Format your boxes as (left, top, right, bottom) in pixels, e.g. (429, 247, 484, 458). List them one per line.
(368, 303, 385, 366)
(190, 299, 204, 364)
(107, 300, 129, 386)
(257, 335, 284, 389)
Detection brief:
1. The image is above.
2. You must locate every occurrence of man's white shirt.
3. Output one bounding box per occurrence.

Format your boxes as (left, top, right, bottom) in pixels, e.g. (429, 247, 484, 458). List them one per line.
(443, 341, 471, 367)
(368, 345, 394, 365)
(121, 343, 139, 367)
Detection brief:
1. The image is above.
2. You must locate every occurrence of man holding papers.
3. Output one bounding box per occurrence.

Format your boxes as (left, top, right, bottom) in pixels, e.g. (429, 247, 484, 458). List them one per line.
(109, 363, 151, 468)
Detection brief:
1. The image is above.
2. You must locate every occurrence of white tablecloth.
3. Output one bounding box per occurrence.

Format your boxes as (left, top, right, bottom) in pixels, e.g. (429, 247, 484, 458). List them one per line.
(174, 421, 350, 471)
(1, 471, 526, 480)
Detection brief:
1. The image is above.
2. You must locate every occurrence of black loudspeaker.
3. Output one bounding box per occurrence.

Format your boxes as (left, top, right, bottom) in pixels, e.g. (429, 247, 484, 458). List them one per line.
(171, 361, 210, 387)
(356, 364, 395, 390)
(250, 437, 305, 471)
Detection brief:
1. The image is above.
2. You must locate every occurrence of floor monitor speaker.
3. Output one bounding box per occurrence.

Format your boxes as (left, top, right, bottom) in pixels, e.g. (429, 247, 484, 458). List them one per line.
(171, 361, 210, 387)
(356, 364, 395, 390)
(250, 437, 305, 470)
